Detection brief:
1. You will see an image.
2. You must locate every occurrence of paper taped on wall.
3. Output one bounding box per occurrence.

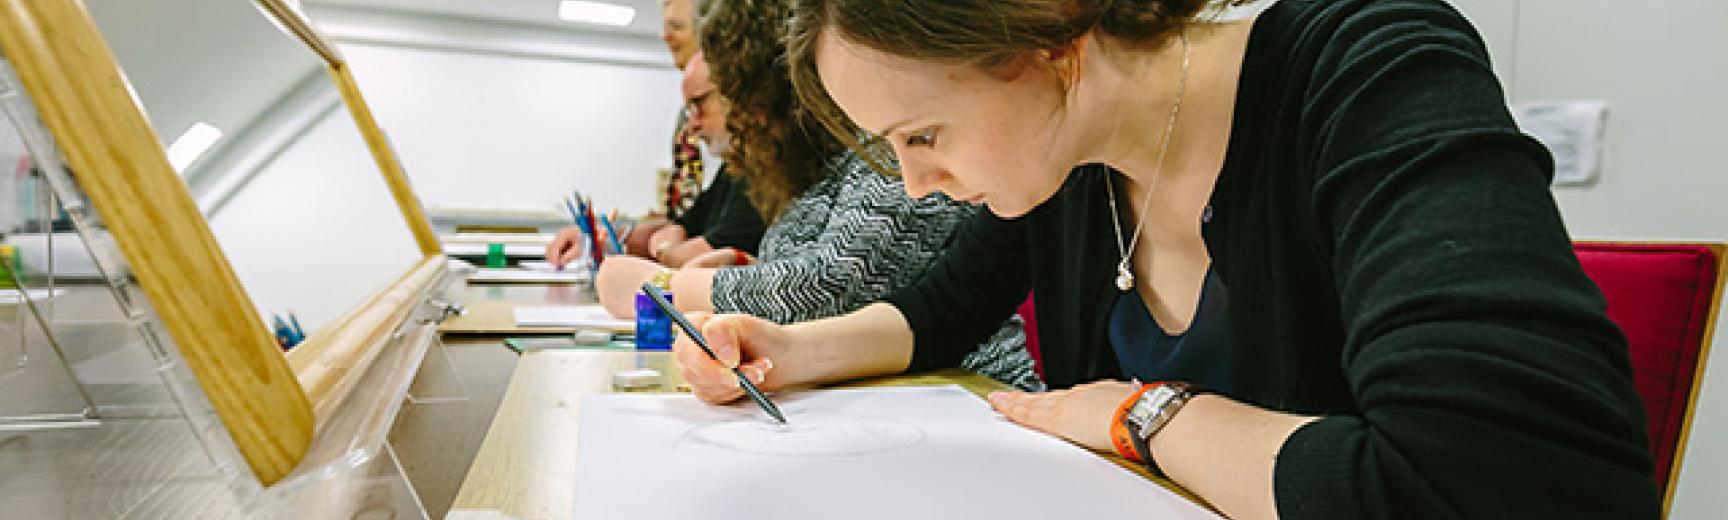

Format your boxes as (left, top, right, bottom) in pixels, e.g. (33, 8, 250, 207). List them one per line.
(1513, 100, 1608, 186)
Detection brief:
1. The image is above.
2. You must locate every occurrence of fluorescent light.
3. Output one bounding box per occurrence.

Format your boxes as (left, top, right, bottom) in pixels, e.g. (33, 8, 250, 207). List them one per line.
(167, 122, 223, 171)
(558, 1, 635, 26)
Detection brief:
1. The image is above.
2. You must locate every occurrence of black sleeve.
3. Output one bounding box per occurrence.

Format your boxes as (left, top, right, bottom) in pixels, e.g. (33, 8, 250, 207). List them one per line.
(1273, 1, 1658, 518)
(698, 175, 767, 255)
(887, 210, 1033, 372)
(671, 174, 727, 232)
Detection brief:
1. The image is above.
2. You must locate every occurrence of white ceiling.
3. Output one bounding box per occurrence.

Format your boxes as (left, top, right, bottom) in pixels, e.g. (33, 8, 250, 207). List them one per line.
(306, 0, 667, 37)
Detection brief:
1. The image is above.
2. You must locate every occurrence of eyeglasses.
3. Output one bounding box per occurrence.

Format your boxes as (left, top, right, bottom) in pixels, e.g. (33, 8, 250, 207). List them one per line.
(683, 90, 714, 120)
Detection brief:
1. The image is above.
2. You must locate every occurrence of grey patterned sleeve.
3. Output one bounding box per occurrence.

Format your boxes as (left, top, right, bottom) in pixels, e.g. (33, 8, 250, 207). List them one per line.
(708, 153, 1042, 391)
(710, 158, 969, 324)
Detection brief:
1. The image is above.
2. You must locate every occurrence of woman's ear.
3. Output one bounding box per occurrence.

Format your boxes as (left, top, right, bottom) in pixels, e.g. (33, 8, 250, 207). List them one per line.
(985, 36, 1088, 94)
(1038, 36, 1089, 93)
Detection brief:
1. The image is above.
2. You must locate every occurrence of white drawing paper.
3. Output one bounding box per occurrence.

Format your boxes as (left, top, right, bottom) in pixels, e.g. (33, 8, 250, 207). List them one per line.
(468, 268, 584, 284)
(513, 305, 631, 329)
(516, 260, 557, 271)
(573, 385, 1222, 520)
(444, 243, 546, 257)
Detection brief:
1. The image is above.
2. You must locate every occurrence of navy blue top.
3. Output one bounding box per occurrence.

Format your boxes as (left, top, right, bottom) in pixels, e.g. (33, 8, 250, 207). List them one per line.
(1107, 267, 1233, 394)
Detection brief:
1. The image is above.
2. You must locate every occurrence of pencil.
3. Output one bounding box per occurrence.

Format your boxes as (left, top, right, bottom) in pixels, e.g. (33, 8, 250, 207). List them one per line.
(639, 283, 787, 424)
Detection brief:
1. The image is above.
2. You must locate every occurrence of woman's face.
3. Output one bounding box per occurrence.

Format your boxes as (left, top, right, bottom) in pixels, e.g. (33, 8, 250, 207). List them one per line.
(816, 30, 1083, 217)
(661, 0, 696, 68)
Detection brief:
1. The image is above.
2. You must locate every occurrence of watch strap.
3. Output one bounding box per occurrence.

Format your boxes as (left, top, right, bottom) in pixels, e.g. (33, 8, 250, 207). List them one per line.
(1110, 384, 1159, 463)
(1134, 382, 1195, 478)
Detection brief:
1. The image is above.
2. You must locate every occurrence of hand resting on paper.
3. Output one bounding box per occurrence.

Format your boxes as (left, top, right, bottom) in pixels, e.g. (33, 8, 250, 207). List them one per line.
(672, 313, 793, 404)
(987, 381, 1140, 452)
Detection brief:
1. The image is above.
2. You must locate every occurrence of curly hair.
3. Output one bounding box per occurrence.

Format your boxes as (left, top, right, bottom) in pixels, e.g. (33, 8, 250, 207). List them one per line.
(786, 0, 1252, 175)
(698, 0, 840, 223)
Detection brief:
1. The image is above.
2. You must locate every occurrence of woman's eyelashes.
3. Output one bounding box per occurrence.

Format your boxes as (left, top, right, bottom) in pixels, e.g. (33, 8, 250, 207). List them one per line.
(904, 128, 938, 148)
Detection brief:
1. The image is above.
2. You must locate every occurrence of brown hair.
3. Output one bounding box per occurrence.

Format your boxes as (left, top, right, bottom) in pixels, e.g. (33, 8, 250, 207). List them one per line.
(787, 0, 1244, 174)
(699, 0, 841, 222)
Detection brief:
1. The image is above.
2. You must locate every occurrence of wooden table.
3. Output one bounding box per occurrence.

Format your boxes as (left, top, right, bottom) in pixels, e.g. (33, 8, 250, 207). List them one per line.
(436, 280, 623, 336)
(446, 350, 1203, 520)
(402, 277, 609, 517)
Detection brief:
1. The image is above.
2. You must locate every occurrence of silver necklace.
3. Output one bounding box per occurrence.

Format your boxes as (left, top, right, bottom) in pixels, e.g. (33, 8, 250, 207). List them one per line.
(1107, 32, 1190, 292)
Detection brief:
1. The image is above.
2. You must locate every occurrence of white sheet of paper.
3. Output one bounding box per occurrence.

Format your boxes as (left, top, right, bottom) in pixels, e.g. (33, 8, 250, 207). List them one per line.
(1512, 100, 1608, 186)
(468, 268, 584, 283)
(516, 260, 556, 271)
(0, 288, 66, 305)
(440, 233, 556, 245)
(513, 306, 631, 329)
(573, 385, 1222, 520)
(443, 243, 546, 257)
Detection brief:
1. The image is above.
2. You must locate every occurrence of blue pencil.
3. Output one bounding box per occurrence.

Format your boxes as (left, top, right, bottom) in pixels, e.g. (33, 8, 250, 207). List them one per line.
(288, 312, 306, 342)
(600, 214, 624, 253)
(570, 196, 597, 233)
(559, 196, 593, 272)
(271, 314, 294, 350)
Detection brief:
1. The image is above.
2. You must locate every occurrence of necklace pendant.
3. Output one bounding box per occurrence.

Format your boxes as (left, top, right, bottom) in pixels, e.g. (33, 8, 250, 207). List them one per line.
(1115, 264, 1135, 292)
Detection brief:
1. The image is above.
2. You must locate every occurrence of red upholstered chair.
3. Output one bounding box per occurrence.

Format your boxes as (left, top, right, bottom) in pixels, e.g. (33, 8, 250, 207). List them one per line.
(1573, 242, 1725, 514)
(1015, 293, 1044, 379)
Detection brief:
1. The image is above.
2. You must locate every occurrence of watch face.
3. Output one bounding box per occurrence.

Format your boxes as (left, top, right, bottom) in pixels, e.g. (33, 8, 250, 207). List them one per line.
(1128, 386, 1177, 431)
(1126, 396, 1158, 430)
(1127, 405, 1155, 430)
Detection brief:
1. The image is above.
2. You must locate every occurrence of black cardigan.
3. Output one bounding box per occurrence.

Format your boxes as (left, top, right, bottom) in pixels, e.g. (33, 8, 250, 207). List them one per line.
(673, 168, 766, 255)
(886, 0, 1659, 517)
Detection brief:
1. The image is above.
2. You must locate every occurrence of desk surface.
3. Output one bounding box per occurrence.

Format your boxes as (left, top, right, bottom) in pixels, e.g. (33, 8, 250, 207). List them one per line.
(447, 350, 1201, 520)
(437, 280, 624, 336)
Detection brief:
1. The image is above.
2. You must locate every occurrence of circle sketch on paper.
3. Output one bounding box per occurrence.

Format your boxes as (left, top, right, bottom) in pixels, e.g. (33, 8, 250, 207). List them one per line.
(679, 415, 925, 457)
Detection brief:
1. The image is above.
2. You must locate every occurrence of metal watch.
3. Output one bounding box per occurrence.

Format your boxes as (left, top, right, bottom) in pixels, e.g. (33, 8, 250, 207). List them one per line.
(647, 268, 675, 291)
(1123, 382, 1195, 471)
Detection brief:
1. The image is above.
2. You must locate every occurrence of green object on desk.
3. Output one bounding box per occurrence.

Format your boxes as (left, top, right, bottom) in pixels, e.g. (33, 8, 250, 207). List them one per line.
(0, 245, 17, 289)
(486, 242, 507, 268)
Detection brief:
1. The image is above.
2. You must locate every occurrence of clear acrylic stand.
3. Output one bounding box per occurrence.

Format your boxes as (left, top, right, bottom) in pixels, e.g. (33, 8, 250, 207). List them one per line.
(1, 51, 462, 520)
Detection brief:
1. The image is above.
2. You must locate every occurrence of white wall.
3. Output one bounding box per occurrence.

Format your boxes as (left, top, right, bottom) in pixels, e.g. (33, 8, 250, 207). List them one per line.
(1448, 0, 1728, 517)
(305, 4, 684, 217)
(76, 0, 427, 334)
(336, 43, 679, 216)
(208, 106, 423, 332)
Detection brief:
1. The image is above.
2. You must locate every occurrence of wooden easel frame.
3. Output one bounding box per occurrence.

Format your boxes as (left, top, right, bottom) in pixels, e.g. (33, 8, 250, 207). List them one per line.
(0, 0, 442, 485)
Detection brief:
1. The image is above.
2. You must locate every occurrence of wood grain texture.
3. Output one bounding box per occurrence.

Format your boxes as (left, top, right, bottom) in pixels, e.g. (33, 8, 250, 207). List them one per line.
(449, 350, 674, 520)
(329, 63, 443, 257)
(0, 0, 311, 484)
(253, 0, 341, 64)
(287, 257, 446, 422)
(254, 0, 440, 257)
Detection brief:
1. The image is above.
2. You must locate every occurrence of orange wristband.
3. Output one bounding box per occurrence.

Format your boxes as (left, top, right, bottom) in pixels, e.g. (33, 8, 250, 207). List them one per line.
(733, 249, 750, 266)
(1109, 383, 1160, 463)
